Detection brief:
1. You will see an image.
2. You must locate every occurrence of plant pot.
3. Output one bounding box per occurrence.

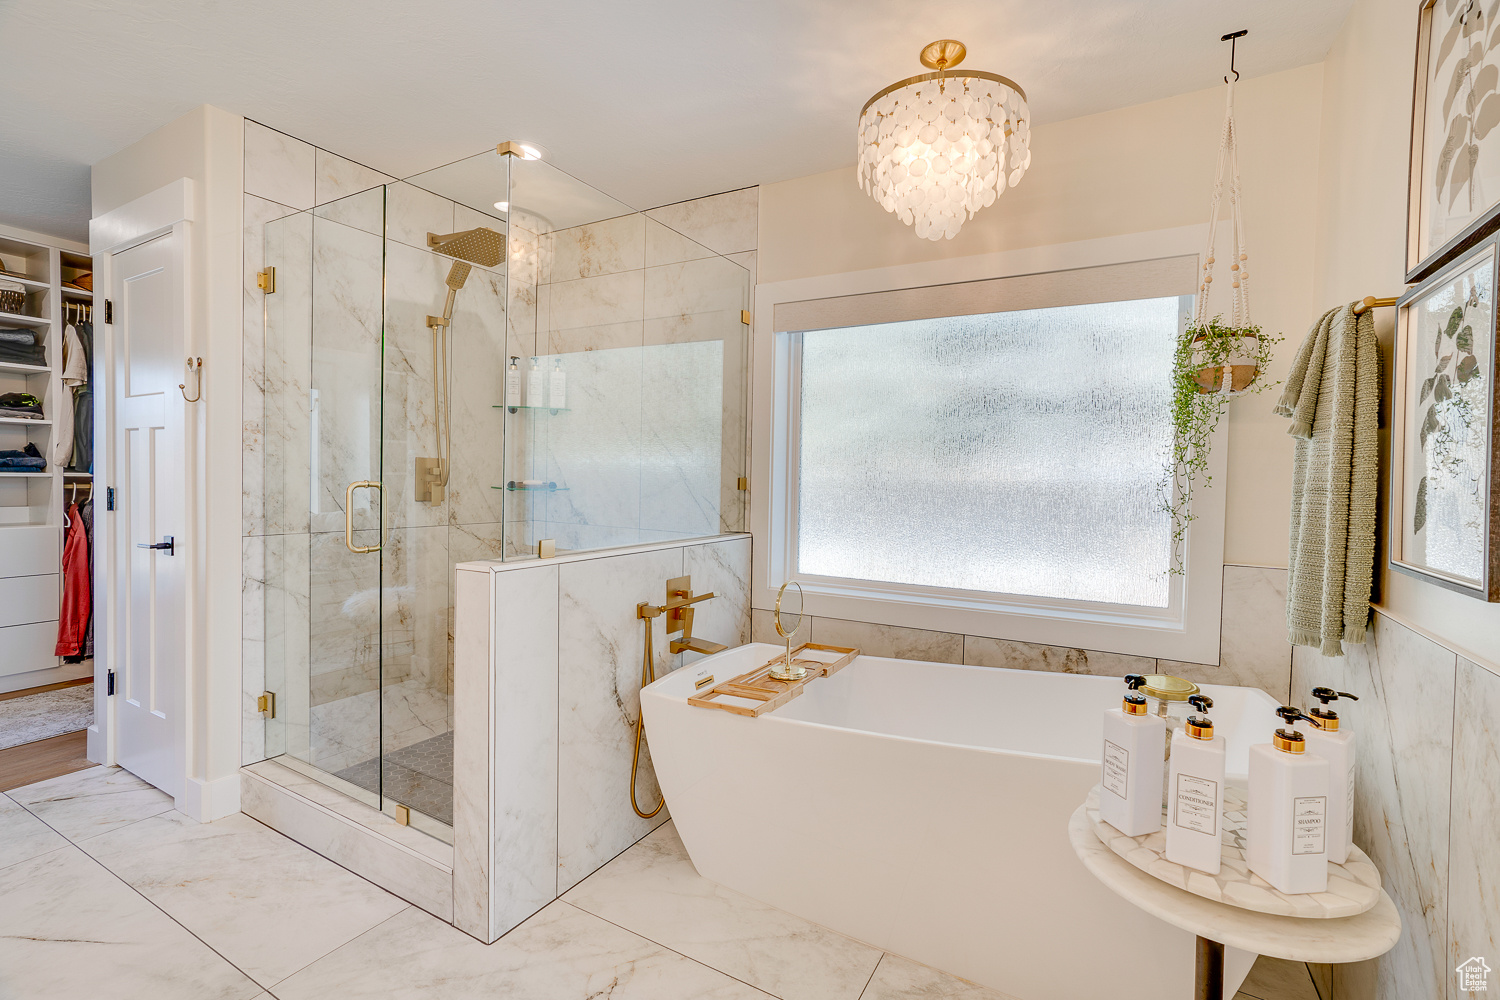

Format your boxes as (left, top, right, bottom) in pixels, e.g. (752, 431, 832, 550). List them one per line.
(1190, 330, 1261, 395)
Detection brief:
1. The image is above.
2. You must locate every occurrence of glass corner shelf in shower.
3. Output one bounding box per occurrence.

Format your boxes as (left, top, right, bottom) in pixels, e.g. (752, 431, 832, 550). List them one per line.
(494, 481, 570, 492)
(494, 404, 571, 414)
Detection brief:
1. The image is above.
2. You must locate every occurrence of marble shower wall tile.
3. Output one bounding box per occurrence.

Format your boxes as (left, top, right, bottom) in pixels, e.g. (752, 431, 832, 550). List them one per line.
(638, 341, 723, 538)
(382, 524, 453, 699)
(645, 187, 758, 257)
(264, 532, 311, 761)
(385, 180, 456, 254)
(242, 193, 300, 538)
(1296, 613, 1457, 1000)
(963, 635, 1154, 675)
(261, 207, 314, 535)
(680, 537, 751, 667)
(645, 217, 716, 267)
(547, 213, 645, 282)
(245, 120, 315, 210)
(813, 616, 964, 663)
(643, 255, 747, 347)
(447, 264, 509, 526)
(556, 546, 685, 891)
(314, 148, 394, 206)
(241, 535, 267, 764)
(1447, 658, 1500, 1000)
(543, 346, 644, 531)
(542, 269, 645, 355)
(313, 184, 385, 238)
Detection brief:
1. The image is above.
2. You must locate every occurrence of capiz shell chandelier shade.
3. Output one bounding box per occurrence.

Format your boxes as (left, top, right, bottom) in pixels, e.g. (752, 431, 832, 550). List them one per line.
(858, 39, 1031, 241)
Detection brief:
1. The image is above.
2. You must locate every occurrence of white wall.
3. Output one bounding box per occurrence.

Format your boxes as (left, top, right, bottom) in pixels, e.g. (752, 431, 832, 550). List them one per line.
(90, 104, 245, 819)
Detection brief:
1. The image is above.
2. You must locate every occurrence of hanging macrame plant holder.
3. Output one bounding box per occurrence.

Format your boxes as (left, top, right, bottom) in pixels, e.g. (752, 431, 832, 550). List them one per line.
(1190, 76, 1262, 396)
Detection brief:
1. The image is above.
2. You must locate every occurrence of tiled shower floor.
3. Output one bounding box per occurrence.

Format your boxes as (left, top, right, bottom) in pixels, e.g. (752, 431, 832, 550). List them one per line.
(334, 730, 453, 826)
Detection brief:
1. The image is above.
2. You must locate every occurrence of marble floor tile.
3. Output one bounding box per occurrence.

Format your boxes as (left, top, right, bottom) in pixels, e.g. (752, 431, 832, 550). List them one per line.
(860, 953, 1011, 1000)
(0, 791, 69, 870)
(0, 846, 262, 1000)
(1238, 955, 1320, 1000)
(564, 821, 883, 1000)
(9, 765, 174, 842)
(273, 899, 774, 1000)
(80, 809, 408, 987)
(813, 616, 964, 664)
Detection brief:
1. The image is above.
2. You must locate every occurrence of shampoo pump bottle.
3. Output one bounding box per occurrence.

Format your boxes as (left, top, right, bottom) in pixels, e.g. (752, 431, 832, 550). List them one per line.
(1165, 694, 1225, 875)
(1296, 687, 1359, 864)
(526, 357, 544, 407)
(505, 357, 522, 411)
(549, 358, 567, 410)
(1099, 674, 1166, 837)
(1248, 707, 1330, 894)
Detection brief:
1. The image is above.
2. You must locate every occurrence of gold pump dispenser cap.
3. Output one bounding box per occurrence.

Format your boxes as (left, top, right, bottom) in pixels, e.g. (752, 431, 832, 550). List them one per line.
(1308, 708, 1339, 732)
(1142, 674, 1199, 702)
(1123, 692, 1148, 716)
(1273, 728, 1306, 753)
(1185, 715, 1214, 739)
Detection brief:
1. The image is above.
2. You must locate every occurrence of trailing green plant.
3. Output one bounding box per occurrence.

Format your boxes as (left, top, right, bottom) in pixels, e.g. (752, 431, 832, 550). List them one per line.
(1159, 315, 1282, 573)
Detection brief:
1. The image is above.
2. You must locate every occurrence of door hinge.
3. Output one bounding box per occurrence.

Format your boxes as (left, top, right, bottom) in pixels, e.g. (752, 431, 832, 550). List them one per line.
(257, 266, 276, 293)
(740, 309, 752, 326)
(106, 670, 115, 695)
(737, 476, 749, 492)
(106, 486, 116, 510)
(104, 299, 113, 324)
(256, 692, 276, 718)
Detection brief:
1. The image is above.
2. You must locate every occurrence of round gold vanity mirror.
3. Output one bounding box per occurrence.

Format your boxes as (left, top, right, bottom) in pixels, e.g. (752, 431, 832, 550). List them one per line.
(769, 581, 807, 681)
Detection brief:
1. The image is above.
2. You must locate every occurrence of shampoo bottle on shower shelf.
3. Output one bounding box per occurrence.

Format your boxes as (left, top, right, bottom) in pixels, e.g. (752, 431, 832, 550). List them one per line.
(1165, 694, 1225, 875)
(1099, 673, 1165, 837)
(1248, 707, 1329, 894)
(526, 357, 544, 407)
(1296, 687, 1358, 864)
(549, 358, 567, 410)
(506, 356, 522, 411)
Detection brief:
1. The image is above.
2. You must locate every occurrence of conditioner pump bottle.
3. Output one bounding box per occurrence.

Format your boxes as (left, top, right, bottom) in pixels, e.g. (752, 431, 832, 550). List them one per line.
(1165, 694, 1225, 875)
(526, 357, 544, 406)
(1296, 687, 1359, 864)
(505, 357, 522, 411)
(1248, 706, 1330, 894)
(1099, 673, 1166, 837)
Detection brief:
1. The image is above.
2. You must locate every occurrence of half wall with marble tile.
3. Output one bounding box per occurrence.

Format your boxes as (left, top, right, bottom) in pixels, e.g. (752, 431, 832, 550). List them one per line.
(1290, 611, 1500, 1000)
(453, 534, 751, 942)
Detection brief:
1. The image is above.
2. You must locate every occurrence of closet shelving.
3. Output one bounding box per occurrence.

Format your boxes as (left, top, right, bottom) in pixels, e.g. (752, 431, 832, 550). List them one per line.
(0, 230, 93, 689)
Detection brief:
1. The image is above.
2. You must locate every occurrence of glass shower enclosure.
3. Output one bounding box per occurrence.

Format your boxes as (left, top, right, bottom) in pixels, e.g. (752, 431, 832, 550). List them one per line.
(251, 148, 749, 838)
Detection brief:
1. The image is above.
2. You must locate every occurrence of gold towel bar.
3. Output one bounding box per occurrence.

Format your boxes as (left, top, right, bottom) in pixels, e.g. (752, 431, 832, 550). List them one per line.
(1353, 295, 1399, 315)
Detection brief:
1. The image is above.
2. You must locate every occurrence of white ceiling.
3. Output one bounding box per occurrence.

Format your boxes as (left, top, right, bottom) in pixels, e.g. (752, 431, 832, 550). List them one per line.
(0, 0, 1354, 242)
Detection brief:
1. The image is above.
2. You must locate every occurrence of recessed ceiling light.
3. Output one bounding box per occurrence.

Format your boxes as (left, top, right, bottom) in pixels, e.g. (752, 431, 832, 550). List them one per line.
(494, 201, 509, 212)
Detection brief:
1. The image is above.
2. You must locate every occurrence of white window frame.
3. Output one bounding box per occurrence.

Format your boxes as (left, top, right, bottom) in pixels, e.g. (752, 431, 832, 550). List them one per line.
(750, 225, 1227, 663)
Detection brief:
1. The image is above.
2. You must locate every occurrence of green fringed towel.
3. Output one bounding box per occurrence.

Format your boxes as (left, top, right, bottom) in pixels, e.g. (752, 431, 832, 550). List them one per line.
(1274, 303, 1380, 657)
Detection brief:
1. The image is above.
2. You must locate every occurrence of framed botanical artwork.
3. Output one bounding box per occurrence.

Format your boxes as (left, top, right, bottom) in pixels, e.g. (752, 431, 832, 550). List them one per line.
(1391, 231, 1500, 599)
(1408, 0, 1500, 282)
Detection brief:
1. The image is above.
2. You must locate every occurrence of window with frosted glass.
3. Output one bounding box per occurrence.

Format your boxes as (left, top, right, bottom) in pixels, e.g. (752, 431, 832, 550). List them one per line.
(796, 296, 1182, 608)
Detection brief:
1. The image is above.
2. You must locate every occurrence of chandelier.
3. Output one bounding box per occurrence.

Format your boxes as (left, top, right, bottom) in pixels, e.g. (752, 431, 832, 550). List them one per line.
(857, 40, 1031, 241)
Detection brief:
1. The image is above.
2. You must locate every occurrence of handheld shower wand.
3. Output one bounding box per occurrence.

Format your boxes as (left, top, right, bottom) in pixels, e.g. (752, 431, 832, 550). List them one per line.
(417, 227, 505, 504)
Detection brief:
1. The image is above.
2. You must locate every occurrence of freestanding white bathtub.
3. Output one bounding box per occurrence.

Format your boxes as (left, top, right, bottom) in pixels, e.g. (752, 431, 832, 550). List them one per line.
(643, 643, 1278, 1000)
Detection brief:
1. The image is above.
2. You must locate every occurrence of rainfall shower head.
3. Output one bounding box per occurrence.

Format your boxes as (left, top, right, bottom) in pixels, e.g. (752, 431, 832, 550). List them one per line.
(427, 226, 505, 268)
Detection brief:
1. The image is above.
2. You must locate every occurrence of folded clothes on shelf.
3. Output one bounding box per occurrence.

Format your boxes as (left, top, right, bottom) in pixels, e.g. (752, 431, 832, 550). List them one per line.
(0, 392, 43, 419)
(0, 442, 46, 470)
(0, 332, 44, 366)
(0, 328, 36, 344)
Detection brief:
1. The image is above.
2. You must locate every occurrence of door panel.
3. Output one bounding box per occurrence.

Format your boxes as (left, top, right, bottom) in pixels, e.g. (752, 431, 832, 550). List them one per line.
(111, 234, 185, 797)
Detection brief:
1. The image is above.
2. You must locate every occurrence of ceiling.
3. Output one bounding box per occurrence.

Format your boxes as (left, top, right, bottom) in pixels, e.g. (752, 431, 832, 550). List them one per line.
(0, 0, 1354, 242)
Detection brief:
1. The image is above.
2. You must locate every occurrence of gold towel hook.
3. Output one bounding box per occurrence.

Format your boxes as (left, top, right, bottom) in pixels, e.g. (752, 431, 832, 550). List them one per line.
(179, 356, 203, 402)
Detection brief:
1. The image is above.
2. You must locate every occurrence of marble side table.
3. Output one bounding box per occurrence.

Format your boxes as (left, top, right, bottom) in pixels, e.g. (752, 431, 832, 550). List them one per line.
(1069, 804, 1401, 1000)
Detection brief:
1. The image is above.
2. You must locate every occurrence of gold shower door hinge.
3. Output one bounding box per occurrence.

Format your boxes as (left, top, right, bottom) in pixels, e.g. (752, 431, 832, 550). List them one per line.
(257, 267, 276, 293)
(256, 692, 276, 718)
(737, 476, 749, 491)
(740, 309, 752, 326)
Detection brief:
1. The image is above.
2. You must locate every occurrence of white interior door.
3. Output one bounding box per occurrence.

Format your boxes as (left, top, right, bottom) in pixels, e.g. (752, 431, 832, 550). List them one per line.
(110, 233, 185, 797)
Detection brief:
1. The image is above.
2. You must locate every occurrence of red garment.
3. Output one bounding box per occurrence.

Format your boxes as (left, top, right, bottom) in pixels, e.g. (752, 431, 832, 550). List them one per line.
(55, 504, 90, 657)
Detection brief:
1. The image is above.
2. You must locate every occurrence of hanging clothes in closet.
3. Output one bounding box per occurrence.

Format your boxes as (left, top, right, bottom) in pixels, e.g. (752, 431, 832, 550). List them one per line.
(79, 495, 94, 659)
(66, 320, 94, 473)
(53, 321, 85, 467)
(55, 499, 90, 658)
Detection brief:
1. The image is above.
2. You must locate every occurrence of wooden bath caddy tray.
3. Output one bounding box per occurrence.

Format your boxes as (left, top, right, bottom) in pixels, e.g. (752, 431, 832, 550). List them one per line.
(1084, 784, 1382, 919)
(687, 643, 860, 717)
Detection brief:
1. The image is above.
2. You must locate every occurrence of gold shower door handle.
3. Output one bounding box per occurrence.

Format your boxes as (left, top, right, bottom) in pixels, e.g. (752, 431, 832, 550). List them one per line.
(345, 481, 383, 553)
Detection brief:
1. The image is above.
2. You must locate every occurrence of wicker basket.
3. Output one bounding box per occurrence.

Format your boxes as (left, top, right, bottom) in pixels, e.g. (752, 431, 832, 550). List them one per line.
(0, 289, 23, 314)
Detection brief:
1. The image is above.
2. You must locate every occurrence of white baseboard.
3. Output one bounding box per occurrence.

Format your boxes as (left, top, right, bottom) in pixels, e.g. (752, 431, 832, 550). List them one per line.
(177, 771, 241, 821)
